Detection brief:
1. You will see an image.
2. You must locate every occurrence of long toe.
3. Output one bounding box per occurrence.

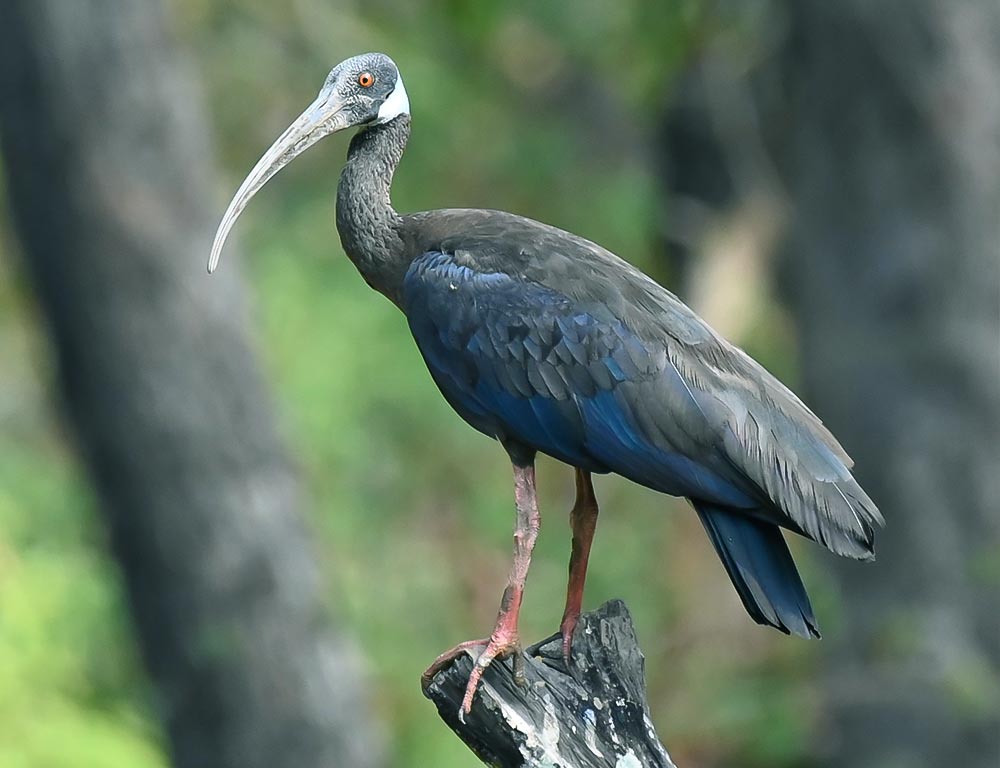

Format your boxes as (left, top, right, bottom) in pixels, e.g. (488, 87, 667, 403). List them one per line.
(460, 633, 521, 716)
(421, 638, 490, 692)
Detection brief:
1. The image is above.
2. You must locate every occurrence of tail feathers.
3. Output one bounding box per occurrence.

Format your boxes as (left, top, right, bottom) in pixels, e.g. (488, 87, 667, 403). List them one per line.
(694, 502, 820, 639)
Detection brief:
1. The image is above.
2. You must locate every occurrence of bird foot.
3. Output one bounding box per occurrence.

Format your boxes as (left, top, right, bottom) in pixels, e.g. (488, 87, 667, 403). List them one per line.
(559, 611, 580, 667)
(421, 625, 523, 719)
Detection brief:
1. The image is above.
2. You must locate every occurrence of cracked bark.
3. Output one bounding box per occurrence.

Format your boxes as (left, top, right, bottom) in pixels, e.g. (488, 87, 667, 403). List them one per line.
(0, 1, 385, 766)
(424, 600, 676, 768)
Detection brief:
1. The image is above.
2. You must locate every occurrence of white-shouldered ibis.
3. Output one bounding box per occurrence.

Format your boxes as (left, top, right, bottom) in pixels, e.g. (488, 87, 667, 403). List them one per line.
(209, 52, 883, 717)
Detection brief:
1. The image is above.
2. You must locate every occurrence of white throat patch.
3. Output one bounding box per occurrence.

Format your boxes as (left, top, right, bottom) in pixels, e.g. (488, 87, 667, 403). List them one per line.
(376, 73, 410, 124)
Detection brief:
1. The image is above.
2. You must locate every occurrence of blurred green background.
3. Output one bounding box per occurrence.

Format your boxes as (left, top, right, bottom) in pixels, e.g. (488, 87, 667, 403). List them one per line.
(1, 1, 997, 767)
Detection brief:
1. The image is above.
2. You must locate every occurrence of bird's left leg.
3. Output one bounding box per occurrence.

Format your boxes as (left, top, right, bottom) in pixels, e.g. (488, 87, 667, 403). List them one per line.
(421, 456, 541, 716)
(558, 468, 599, 664)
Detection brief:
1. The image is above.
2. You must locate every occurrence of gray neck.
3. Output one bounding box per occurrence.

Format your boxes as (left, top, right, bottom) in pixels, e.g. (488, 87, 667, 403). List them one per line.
(336, 115, 411, 300)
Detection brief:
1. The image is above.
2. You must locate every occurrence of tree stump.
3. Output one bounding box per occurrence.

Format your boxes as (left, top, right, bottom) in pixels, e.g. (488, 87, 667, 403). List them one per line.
(423, 600, 676, 768)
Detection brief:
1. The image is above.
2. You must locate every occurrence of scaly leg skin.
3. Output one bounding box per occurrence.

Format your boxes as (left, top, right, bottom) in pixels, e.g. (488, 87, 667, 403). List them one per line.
(421, 460, 541, 718)
(558, 468, 599, 665)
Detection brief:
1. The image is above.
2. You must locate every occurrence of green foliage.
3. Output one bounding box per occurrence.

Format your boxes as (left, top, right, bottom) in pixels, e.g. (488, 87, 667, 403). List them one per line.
(0, 1, 832, 765)
(0, 272, 165, 767)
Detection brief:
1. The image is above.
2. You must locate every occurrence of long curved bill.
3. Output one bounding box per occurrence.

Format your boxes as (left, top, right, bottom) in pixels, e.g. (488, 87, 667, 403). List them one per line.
(207, 91, 349, 273)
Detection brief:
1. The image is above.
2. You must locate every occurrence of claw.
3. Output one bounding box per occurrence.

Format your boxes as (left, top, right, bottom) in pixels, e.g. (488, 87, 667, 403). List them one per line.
(512, 649, 527, 687)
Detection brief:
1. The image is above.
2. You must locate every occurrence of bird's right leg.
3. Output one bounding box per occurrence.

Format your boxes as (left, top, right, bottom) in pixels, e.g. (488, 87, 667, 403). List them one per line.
(421, 457, 541, 717)
(558, 468, 599, 664)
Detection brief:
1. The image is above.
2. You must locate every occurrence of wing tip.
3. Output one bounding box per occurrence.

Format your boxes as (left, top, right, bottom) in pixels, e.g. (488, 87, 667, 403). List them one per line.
(807, 479, 884, 560)
(825, 520, 879, 561)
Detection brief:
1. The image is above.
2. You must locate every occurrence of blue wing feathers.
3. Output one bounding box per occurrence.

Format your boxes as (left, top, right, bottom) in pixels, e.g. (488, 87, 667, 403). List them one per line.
(402, 251, 751, 504)
(403, 249, 868, 530)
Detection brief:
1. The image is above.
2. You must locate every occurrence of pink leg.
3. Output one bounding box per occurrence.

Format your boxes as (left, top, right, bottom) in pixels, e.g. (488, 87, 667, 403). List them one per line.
(421, 461, 541, 716)
(559, 469, 599, 664)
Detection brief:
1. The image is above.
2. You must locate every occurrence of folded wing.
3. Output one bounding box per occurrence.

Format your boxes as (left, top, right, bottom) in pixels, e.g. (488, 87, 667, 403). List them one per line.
(402, 247, 883, 560)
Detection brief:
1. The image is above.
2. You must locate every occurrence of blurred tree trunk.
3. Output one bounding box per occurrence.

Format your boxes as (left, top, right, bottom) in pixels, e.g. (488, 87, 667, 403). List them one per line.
(659, 3, 1000, 765)
(778, 2, 1000, 766)
(0, 2, 385, 768)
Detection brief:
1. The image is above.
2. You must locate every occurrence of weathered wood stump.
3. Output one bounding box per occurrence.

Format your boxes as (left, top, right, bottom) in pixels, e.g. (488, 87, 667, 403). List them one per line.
(423, 600, 676, 767)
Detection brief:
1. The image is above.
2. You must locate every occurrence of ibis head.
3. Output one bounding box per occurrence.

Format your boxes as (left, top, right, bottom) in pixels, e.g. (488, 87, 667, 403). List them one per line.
(208, 52, 409, 273)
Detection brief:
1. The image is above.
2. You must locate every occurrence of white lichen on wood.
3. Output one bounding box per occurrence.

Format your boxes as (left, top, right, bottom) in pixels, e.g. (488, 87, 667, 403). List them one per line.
(423, 600, 677, 768)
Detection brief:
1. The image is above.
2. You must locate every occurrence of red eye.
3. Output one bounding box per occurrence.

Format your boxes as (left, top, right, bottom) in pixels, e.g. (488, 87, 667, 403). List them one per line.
(358, 72, 375, 88)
